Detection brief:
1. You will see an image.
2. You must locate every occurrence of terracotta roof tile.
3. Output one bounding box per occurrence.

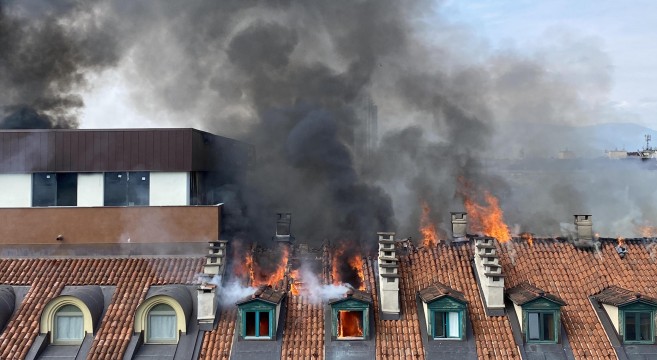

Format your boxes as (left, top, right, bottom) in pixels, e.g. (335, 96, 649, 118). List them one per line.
(499, 238, 657, 358)
(593, 284, 657, 307)
(281, 295, 324, 360)
(0, 257, 203, 360)
(507, 281, 566, 306)
(199, 308, 237, 359)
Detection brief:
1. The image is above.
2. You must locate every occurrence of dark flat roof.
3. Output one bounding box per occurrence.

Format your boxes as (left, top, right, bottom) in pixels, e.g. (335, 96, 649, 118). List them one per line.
(0, 128, 253, 172)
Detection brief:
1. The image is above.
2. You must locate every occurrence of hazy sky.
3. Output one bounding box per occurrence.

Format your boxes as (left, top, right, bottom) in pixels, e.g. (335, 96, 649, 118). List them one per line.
(79, 1, 657, 129)
(439, 0, 657, 128)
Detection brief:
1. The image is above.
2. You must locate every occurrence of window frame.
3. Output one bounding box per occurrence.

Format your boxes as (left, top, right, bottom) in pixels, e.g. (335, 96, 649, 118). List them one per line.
(330, 298, 370, 340)
(621, 309, 655, 344)
(52, 304, 85, 345)
(242, 310, 273, 339)
(145, 303, 178, 344)
(431, 309, 463, 340)
(525, 310, 558, 343)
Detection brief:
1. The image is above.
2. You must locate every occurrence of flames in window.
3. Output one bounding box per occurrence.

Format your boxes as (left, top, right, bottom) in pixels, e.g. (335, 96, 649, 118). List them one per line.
(337, 310, 363, 338)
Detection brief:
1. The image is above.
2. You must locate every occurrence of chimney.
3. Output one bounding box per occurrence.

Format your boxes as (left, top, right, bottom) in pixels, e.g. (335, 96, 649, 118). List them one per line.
(203, 240, 228, 275)
(473, 237, 505, 312)
(574, 214, 595, 248)
(377, 232, 400, 317)
(274, 213, 293, 243)
(451, 212, 467, 241)
(198, 239, 226, 330)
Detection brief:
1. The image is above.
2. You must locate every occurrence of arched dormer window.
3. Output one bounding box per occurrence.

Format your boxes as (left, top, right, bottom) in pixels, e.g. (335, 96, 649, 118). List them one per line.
(134, 295, 189, 344)
(54, 305, 84, 344)
(147, 303, 177, 343)
(40, 296, 95, 345)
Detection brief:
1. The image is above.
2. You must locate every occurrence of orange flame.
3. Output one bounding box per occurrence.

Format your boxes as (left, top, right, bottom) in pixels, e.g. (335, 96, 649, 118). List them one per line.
(249, 246, 290, 287)
(460, 178, 510, 242)
(420, 201, 439, 247)
(617, 237, 626, 247)
(338, 310, 364, 338)
(348, 256, 365, 291)
(331, 245, 365, 290)
(290, 269, 301, 296)
(521, 232, 534, 246)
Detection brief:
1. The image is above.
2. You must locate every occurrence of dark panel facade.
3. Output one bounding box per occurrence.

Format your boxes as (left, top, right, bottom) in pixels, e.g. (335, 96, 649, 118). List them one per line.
(0, 129, 253, 173)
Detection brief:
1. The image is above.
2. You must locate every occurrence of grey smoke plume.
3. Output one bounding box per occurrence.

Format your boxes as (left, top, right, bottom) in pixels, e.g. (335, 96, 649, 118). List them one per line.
(2, 1, 654, 259)
(0, 0, 120, 128)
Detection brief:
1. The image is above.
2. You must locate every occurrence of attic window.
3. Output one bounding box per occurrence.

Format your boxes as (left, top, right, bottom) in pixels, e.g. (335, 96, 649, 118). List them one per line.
(337, 310, 364, 339)
(485, 248, 492, 254)
(527, 311, 556, 342)
(384, 251, 392, 257)
(53, 305, 84, 344)
(432, 310, 462, 339)
(623, 311, 653, 343)
(243, 311, 272, 339)
(147, 303, 177, 344)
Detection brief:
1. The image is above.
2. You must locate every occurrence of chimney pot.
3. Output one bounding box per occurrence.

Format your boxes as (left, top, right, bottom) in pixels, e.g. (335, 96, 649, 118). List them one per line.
(451, 212, 468, 241)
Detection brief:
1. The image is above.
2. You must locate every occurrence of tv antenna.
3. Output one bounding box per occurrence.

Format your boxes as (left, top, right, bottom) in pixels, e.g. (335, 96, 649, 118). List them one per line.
(646, 134, 652, 150)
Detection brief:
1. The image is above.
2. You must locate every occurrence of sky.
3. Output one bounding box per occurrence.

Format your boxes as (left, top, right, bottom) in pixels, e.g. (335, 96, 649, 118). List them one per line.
(77, 1, 657, 130)
(439, 0, 657, 129)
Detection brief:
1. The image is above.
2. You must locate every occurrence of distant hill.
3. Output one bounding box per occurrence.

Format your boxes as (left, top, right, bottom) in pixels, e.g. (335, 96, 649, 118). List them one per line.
(491, 122, 657, 159)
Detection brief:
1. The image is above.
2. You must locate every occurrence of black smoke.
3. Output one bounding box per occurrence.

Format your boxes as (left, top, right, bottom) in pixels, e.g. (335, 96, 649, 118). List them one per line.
(0, 0, 120, 129)
(2, 0, 652, 262)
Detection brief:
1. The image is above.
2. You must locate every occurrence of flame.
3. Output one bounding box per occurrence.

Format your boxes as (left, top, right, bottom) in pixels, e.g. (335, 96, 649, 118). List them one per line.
(338, 310, 364, 338)
(290, 269, 301, 296)
(249, 246, 290, 287)
(331, 245, 365, 290)
(521, 232, 534, 246)
(460, 178, 511, 243)
(348, 256, 365, 291)
(420, 201, 439, 247)
(617, 237, 626, 247)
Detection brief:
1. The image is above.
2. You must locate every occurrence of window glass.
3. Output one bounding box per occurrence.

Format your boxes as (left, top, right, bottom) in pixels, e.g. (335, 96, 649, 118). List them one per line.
(54, 304, 84, 342)
(147, 303, 177, 342)
(625, 311, 653, 342)
(104, 172, 149, 206)
(33, 173, 77, 206)
(528, 312, 540, 340)
(245, 311, 256, 336)
(433, 311, 461, 339)
(259, 311, 270, 337)
(543, 312, 555, 341)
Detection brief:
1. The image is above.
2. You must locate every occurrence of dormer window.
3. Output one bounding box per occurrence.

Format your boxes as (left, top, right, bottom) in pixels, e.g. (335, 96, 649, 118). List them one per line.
(329, 289, 372, 340)
(236, 286, 285, 341)
(53, 305, 84, 344)
(593, 286, 657, 344)
(507, 282, 566, 344)
(147, 304, 177, 343)
(419, 282, 468, 341)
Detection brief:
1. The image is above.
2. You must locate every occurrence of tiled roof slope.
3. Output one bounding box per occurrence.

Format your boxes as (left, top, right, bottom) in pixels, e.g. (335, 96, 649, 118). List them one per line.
(498, 238, 657, 359)
(364, 244, 519, 360)
(281, 295, 324, 359)
(199, 308, 237, 359)
(0, 257, 203, 360)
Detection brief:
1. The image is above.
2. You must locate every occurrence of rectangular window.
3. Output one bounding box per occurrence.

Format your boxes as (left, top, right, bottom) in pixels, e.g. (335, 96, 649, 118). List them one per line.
(624, 311, 654, 343)
(104, 172, 149, 206)
(243, 310, 271, 338)
(433, 311, 461, 339)
(337, 310, 364, 339)
(527, 311, 556, 342)
(33, 173, 77, 206)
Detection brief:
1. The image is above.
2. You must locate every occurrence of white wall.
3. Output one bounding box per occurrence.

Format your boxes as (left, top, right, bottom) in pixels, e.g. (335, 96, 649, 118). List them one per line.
(0, 174, 31, 207)
(77, 173, 104, 206)
(602, 303, 619, 332)
(149, 172, 190, 206)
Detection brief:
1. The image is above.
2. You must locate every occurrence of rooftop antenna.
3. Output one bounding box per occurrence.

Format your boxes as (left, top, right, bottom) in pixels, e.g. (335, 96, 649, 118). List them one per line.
(646, 134, 652, 150)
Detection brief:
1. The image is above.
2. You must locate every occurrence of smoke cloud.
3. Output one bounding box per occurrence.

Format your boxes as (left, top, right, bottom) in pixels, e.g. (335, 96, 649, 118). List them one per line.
(1, 0, 655, 266)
